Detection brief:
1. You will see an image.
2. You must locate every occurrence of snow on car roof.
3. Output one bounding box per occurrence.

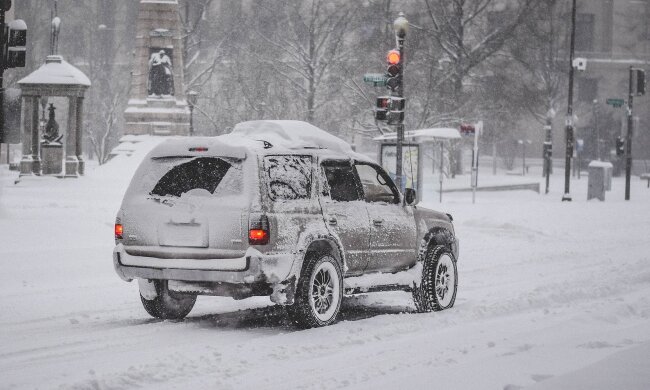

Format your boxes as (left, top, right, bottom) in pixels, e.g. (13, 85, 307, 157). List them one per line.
(148, 136, 248, 159)
(231, 120, 353, 153)
(146, 120, 373, 162)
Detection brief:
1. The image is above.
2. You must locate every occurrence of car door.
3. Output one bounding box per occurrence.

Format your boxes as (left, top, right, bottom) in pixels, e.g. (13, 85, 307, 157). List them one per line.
(319, 159, 370, 275)
(354, 162, 417, 273)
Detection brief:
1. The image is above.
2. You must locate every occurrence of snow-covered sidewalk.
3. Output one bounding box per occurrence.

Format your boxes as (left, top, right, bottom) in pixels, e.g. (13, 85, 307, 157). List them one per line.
(1, 152, 649, 389)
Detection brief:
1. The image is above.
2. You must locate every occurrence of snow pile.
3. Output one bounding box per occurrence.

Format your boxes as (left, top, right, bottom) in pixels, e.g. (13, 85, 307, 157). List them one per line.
(18, 55, 91, 86)
(588, 160, 614, 168)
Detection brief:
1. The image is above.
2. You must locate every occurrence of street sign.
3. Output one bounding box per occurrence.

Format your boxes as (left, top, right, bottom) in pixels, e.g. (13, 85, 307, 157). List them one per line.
(460, 124, 475, 136)
(363, 73, 387, 87)
(606, 98, 624, 108)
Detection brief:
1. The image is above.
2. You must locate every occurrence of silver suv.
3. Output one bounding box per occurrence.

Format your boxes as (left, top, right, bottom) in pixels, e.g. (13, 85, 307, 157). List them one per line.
(113, 121, 459, 328)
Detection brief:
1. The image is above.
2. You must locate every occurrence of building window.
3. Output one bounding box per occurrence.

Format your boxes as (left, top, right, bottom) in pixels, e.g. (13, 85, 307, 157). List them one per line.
(575, 13, 595, 52)
(578, 78, 598, 102)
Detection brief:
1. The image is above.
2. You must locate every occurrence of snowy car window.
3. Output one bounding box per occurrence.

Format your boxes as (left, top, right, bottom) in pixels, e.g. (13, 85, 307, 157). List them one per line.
(355, 163, 398, 204)
(322, 161, 361, 202)
(264, 155, 312, 201)
(150, 157, 233, 197)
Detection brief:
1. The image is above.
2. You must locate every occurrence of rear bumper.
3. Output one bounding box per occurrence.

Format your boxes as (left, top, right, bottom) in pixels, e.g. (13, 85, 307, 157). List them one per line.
(113, 244, 299, 302)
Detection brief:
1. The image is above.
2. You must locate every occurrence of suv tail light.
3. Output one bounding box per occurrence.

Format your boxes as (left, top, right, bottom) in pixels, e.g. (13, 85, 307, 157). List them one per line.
(115, 223, 123, 240)
(249, 215, 269, 245)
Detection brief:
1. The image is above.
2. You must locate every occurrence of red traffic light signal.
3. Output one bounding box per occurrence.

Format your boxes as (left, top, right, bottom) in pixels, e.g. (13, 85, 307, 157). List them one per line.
(387, 49, 400, 65)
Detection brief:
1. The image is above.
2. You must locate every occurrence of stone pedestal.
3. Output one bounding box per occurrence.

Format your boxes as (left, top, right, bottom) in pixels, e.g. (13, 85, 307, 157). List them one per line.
(124, 97, 189, 135)
(124, 0, 190, 136)
(41, 142, 63, 175)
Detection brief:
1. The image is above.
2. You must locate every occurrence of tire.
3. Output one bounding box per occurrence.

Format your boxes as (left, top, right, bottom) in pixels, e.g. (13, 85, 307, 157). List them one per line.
(286, 254, 343, 328)
(140, 280, 196, 320)
(413, 245, 458, 312)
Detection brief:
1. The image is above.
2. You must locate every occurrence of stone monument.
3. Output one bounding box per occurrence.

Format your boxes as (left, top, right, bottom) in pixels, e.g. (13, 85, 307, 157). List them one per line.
(17, 11, 90, 179)
(40, 103, 63, 175)
(124, 0, 190, 136)
(18, 55, 90, 178)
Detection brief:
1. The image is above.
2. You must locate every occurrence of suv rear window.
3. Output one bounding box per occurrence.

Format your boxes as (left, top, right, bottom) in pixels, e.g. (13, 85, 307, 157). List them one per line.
(150, 157, 235, 198)
(264, 155, 312, 201)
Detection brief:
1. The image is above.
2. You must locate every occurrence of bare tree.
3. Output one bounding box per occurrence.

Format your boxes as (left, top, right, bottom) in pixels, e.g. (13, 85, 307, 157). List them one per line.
(250, 0, 359, 124)
(422, 0, 538, 108)
(85, 87, 127, 164)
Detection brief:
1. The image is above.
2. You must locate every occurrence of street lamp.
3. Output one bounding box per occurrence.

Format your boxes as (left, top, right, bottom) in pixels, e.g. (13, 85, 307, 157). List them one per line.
(187, 90, 199, 136)
(562, 0, 577, 201)
(392, 12, 408, 193)
(544, 108, 555, 194)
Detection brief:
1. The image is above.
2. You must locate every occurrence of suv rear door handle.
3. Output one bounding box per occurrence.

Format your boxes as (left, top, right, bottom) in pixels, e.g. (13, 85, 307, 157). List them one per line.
(373, 218, 384, 226)
(328, 217, 338, 225)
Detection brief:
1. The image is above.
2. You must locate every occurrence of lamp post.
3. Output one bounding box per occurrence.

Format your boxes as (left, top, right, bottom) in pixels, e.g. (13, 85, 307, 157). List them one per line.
(187, 90, 198, 136)
(518, 139, 532, 175)
(393, 12, 408, 192)
(544, 108, 555, 194)
(562, 0, 577, 201)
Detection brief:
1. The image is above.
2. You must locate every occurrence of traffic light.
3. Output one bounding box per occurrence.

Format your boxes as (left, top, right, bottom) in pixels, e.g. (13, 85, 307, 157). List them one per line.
(387, 110, 404, 125)
(375, 96, 390, 121)
(615, 136, 625, 156)
(632, 68, 645, 96)
(5, 19, 27, 69)
(386, 49, 401, 92)
(543, 142, 552, 159)
(375, 96, 405, 124)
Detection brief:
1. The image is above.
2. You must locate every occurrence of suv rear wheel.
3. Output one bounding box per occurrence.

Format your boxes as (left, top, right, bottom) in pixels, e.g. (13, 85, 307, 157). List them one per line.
(287, 254, 342, 328)
(413, 245, 457, 312)
(140, 280, 196, 320)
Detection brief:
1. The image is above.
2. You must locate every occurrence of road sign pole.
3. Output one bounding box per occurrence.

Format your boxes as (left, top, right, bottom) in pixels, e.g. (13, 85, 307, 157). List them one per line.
(625, 66, 634, 201)
(471, 121, 481, 204)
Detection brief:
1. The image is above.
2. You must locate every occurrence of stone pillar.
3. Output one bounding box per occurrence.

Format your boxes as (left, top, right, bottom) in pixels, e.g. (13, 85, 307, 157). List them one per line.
(31, 96, 41, 175)
(75, 97, 84, 175)
(19, 96, 34, 176)
(123, 0, 189, 136)
(64, 96, 79, 178)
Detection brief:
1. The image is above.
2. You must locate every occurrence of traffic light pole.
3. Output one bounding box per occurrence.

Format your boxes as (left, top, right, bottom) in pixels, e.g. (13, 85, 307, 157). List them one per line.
(562, 0, 577, 202)
(0, 7, 5, 145)
(625, 66, 634, 201)
(394, 36, 404, 193)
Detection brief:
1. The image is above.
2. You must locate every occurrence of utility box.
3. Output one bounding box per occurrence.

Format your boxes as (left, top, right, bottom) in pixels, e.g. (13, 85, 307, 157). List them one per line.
(587, 161, 612, 201)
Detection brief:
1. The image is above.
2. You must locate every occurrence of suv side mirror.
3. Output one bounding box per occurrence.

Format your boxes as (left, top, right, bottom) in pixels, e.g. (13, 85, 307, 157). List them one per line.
(404, 188, 417, 205)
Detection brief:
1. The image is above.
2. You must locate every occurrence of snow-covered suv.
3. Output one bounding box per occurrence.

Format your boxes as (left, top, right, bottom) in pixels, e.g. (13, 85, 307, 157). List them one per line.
(113, 120, 459, 328)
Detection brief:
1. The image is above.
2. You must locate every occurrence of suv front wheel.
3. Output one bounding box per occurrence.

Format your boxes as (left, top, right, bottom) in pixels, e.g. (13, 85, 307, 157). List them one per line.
(287, 254, 343, 328)
(413, 245, 458, 312)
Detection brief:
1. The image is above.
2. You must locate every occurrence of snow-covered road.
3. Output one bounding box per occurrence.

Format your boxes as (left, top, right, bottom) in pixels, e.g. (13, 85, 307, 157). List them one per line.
(1, 152, 649, 389)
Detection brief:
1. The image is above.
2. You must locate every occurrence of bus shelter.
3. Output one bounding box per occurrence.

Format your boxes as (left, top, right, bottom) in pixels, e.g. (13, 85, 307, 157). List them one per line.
(373, 127, 461, 202)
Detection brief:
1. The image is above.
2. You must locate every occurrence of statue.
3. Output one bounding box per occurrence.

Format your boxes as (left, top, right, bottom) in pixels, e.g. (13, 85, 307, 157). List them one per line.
(43, 103, 63, 143)
(147, 49, 174, 97)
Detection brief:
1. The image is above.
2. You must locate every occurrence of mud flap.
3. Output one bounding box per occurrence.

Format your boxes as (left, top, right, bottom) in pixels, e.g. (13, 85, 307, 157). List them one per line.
(270, 275, 296, 305)
(138, 279, 158, 300)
